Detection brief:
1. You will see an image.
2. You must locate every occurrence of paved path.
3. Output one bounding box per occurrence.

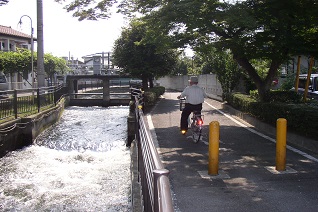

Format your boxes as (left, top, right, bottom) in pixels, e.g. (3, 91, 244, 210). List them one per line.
(149, 91, 318, 212)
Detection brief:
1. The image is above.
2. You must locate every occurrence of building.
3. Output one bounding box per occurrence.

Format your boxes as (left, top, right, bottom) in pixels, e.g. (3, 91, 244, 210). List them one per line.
(82, 52, 120, 75)
(0, 25, 36, 89)
(61, 57, 88, 75)
(281, 55, 317, 76)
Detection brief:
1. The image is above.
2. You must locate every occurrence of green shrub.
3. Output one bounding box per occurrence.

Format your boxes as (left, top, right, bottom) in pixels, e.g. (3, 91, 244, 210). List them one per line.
(249, 89, 302, 103)
(225, 92, 257, 112)
(226, 92, 318, 139)
(144, 91, 156, 106)
(281, 73, 296, 90)
(147, 86, 165, 97)
(268, 90, 302, 103)
(144, 86, 165, 106)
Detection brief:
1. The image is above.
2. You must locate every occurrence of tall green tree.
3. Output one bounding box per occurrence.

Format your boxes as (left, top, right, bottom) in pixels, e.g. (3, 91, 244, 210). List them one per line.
(0, 49, 70, 80)
(170, 56, 189, 76)
(112, 19, 178, 89)
(196, 46, 243, 98)
(44, 53, 70, 84)
(54, 0, 118, 21)
(123, 0, 318, 101)
(4, 0, 317, 101)
(0, 49, 33, 76)
(0, 0, 8, 6)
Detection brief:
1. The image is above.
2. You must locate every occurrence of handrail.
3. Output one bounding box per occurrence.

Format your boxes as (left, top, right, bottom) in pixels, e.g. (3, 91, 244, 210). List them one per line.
(133, 90, 173, 212)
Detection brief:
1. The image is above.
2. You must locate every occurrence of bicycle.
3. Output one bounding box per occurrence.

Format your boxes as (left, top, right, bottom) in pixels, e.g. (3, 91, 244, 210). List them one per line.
(179, 98, 204, 143)
(189, 111, 204, 143)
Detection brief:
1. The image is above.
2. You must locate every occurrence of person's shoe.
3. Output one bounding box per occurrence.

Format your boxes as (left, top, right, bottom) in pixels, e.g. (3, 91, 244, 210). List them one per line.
(181, 130, 187, 135)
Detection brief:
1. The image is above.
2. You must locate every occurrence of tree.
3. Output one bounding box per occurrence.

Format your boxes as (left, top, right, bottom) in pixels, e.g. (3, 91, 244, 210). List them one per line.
(3, 0, 316, 101)
(124, 0, 318, 101)
(0, 0, 8, 6)
(170, 53, 202, 76)
(54, 0, 118, 21)
(1, 0, 52, 88)
(0, 49, 70, 84)
(1, 0, 117, 19)
(170, 57, 188, 76)
(0, 49, 33, 78)
(112, 19, 179, 89)
(44, 53, 70, 85)
(196, 45, 243, 98)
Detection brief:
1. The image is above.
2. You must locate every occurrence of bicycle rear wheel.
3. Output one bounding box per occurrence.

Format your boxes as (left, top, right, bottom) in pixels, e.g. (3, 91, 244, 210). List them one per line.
(191, 125, 202, 143)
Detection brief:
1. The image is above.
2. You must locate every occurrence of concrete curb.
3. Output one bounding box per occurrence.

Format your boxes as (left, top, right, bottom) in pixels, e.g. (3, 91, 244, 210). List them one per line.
(130, 140, 142, 212)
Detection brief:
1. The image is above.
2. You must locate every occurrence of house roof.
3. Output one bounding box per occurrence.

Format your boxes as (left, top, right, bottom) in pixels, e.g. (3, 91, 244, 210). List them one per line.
(0, 25, 36, 40)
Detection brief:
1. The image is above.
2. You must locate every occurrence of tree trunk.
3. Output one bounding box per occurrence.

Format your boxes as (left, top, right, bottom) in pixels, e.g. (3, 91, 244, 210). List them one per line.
(141, 75, 148, 90)
(233, 55, 281, 102)
(149, 77, 154, 88)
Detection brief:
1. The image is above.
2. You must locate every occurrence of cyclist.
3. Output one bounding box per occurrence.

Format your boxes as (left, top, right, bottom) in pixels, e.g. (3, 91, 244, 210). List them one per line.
(177, 76, 206, 135)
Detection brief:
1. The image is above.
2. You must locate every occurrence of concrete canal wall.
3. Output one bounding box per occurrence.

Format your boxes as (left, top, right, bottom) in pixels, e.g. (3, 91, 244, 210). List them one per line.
(156, 74, 224, 101)
(0, 97, 68, 157)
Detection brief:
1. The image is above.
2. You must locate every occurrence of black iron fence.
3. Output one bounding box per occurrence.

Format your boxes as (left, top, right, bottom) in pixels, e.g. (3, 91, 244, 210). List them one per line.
(0, 84, 67, 121)
(132, 89, 174, 212)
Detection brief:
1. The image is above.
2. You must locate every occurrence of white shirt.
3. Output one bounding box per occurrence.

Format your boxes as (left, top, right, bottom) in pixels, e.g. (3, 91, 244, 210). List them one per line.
(180, 84, 206, 105)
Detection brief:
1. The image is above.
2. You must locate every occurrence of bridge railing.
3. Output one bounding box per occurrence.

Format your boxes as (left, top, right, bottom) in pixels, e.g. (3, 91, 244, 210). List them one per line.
(132, 89, 174, 212)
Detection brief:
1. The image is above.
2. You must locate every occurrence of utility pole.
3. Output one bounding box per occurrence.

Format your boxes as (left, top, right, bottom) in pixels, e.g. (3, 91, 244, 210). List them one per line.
(37, 0, 45, 87)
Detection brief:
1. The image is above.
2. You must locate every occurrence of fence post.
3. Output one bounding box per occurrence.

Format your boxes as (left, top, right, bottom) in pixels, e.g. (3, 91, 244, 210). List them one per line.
(13, 90, 18, 119)
(153, 169, 171, 212)
(126, 100, 136, 147)
(53, 86, 57, 106)
(37, 88, 40, 113)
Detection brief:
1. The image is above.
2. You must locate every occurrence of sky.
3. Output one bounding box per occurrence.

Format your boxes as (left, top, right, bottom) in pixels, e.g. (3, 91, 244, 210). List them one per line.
(0, 0, 127, 61)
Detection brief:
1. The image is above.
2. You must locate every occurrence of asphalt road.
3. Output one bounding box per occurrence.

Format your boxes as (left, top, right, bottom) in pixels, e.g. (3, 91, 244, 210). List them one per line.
(148, 91, 318, 212)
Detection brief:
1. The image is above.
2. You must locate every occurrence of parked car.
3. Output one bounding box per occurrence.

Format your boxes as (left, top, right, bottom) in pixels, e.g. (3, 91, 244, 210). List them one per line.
(0, 73, 9, 99)
(0, 91, 8, 99)
(293, 74, 318, 100)
(0, 74, 8, 90)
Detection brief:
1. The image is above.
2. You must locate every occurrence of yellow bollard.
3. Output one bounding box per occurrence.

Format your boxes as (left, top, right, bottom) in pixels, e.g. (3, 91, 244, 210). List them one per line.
(208, 121, 220, 175)
(276, 118, 287, 171)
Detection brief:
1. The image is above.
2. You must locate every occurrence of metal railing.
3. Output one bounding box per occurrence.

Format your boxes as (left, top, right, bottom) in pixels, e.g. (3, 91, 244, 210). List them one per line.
(133, 89, 174, 212)
(0, 84, 66, 120)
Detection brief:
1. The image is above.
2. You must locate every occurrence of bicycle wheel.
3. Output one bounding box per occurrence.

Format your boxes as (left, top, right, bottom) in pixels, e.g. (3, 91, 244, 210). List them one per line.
(191, 125, 202, 143)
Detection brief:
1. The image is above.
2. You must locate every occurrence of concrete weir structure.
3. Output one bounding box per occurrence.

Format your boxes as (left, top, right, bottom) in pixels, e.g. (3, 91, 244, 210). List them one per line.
(66, 75, 131, 107)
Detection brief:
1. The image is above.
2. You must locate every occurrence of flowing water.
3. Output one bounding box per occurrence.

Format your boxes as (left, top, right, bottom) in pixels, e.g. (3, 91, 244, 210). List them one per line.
(0, 106, 131, 211)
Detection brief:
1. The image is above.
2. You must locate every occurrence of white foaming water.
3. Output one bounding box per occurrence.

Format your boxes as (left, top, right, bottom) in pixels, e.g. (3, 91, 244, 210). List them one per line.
(0, 106, 131, 211)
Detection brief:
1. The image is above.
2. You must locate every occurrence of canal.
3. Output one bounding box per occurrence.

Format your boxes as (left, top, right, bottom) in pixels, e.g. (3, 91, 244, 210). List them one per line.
(0, 106, 131, 211)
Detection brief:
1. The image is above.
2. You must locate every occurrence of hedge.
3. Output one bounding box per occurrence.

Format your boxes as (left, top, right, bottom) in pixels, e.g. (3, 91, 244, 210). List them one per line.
(226, 91, 318, 139)
(144, 86, 165, 106)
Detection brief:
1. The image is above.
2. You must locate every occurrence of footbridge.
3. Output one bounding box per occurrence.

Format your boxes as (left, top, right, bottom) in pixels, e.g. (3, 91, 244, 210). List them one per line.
(66, 75, 134, 106)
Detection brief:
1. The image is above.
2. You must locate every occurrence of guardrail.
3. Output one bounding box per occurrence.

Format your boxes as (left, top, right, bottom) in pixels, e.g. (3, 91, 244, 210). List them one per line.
(0, 84, 66, 121)
(132, 89, 174, 212)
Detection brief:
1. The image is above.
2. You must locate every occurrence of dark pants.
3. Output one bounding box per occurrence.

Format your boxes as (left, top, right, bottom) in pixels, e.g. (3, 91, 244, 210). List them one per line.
(180, 103, 202, 131)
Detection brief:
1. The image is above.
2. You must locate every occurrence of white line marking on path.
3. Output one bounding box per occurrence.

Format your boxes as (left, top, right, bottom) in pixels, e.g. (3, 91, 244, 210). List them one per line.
(204, 101, 318, 163)
(147, 115, 159, 148)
